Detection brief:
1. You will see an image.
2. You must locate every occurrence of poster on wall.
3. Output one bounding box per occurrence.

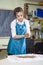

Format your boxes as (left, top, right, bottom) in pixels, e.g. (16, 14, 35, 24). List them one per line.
(0, 9, 14, 37)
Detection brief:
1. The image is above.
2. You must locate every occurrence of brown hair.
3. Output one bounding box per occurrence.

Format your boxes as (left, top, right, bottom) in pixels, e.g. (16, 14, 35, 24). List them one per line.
(14, 7, 23, 18)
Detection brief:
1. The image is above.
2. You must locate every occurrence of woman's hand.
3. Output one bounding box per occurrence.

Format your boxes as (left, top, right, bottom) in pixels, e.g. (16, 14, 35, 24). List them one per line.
(24, 33, 29, 38)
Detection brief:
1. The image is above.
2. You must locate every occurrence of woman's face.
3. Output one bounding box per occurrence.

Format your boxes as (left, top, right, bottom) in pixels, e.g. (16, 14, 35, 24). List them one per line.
(16, 11, 24, 22)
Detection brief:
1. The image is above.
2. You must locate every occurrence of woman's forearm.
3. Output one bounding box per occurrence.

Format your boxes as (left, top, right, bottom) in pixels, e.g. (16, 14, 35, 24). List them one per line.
(14, 35, 24, 39)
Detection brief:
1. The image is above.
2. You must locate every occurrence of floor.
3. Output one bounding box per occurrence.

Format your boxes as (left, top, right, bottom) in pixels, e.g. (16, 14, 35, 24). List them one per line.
(0, 50, 7, 60)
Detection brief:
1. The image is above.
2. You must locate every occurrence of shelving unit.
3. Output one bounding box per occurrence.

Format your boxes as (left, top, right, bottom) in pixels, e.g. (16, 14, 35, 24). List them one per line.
(24, 2, 43, 54)
(24, 3, 43, 41)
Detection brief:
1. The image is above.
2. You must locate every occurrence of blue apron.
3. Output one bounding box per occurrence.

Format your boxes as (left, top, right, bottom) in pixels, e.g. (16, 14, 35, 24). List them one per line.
(7, 21, 26, 55)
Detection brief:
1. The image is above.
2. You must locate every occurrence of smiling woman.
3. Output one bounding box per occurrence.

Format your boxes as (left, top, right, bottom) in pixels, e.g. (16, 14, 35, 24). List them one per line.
(0, 9, 14, 37)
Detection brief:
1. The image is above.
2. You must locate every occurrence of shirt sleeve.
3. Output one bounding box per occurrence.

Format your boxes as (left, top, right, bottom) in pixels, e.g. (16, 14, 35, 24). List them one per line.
(11, 20, 16, 38)
(25, 20, 31, 37)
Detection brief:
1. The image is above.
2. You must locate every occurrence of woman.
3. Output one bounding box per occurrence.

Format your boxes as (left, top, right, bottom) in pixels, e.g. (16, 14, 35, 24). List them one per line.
(7, 7, 31, 55)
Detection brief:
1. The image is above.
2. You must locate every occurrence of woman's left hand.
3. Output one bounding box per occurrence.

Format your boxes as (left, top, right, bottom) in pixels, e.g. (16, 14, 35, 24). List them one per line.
(25, 33, 29, 38)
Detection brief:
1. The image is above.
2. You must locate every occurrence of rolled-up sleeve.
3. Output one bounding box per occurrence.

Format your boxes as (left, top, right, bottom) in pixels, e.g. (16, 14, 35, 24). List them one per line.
(25, 20, 31, 37)
(11, 20, 16, 38)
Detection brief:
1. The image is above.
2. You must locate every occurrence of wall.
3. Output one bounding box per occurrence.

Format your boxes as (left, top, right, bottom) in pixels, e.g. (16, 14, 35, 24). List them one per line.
(0, 0, 40, 45)
(0, 0, 38, 10)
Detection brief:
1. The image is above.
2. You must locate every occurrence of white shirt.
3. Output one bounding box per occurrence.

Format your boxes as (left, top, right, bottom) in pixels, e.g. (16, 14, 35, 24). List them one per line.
(11, 18, 31, 38)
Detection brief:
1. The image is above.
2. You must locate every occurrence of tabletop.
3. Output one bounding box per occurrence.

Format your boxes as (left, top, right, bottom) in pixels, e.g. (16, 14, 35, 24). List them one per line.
(0, 54, 43, 65)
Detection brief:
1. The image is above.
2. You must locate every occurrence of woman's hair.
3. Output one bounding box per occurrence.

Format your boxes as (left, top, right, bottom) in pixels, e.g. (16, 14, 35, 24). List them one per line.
(14, 7, 23, 18)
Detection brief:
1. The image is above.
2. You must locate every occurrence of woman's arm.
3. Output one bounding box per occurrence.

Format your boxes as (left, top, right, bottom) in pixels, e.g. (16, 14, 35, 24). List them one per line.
(25, 20, 31, 37)
(14, 33, 29, 39)
(14, 35, 25, 39)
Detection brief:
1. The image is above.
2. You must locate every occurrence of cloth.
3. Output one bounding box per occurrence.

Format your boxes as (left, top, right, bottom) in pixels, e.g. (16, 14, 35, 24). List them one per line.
(7, 21, 26, 55)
